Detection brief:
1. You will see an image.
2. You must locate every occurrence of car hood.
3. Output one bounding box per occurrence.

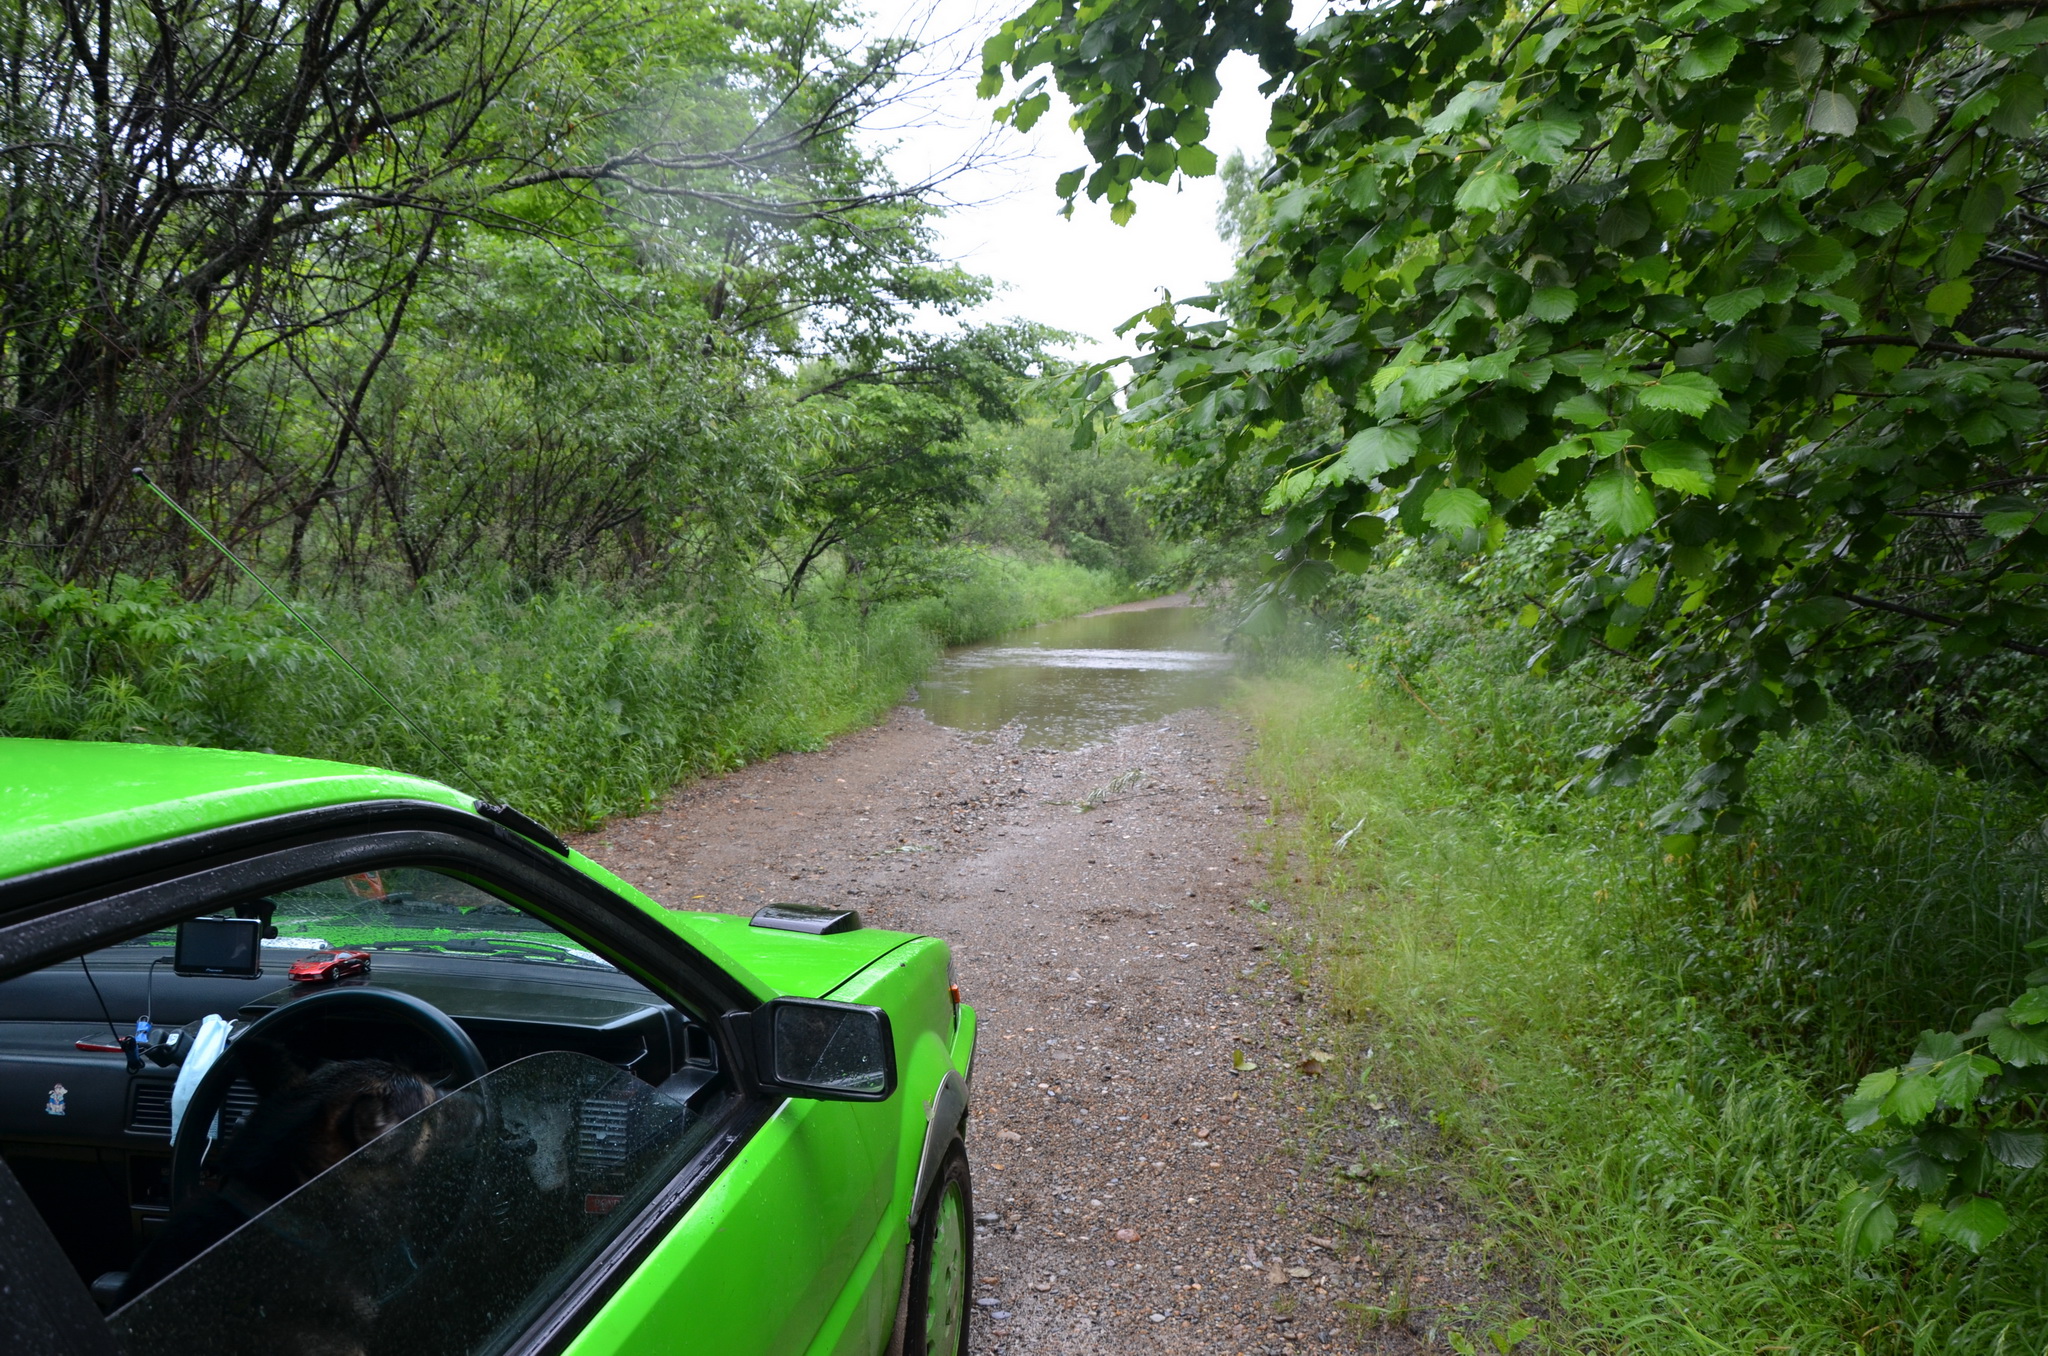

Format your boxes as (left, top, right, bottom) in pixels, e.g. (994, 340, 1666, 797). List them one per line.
(663, 910, 914, 1000)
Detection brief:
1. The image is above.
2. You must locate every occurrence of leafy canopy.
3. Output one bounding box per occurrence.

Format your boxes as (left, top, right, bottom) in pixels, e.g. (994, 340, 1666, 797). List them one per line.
(985, 0, 2048, 833)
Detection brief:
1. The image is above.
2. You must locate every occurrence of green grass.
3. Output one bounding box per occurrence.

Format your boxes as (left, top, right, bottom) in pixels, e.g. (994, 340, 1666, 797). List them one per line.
(1236, 594, 2048, 1353)
(2, 549, 1130, 830)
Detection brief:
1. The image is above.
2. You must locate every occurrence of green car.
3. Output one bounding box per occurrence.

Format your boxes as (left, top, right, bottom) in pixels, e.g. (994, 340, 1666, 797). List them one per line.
(0, 738, 976, 1356)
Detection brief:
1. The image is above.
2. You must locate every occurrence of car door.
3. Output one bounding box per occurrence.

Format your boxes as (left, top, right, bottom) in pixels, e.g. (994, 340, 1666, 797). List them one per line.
(562, 1094, 896, 1356)
(0, 801, 896, 1356)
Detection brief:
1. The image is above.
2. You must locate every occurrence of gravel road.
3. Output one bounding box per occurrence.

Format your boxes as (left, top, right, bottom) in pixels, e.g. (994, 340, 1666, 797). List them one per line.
(575, 705, 1481, 1354)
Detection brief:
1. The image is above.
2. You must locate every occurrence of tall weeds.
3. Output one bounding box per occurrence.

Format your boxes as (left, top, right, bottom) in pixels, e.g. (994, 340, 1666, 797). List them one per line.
(1240, 571, 2048, 1352)
(2, 550, 1128, 828)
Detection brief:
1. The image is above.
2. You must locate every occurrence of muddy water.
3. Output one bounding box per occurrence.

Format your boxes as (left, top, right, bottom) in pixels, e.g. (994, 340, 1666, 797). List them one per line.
(912, 600, 1230, 748)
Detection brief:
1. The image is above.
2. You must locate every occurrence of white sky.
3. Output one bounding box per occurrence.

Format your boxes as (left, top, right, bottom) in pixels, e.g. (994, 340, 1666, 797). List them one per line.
(853, 0, 1273, 361)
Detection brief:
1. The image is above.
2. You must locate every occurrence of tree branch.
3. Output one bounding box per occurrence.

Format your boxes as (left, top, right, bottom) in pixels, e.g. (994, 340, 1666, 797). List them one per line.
(1839, 593, 2048, 658)
(1825, 335, 2048, 362)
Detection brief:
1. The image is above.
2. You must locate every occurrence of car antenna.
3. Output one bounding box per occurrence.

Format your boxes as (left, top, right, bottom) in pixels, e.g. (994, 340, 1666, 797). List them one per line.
(130, 467, 570, 856)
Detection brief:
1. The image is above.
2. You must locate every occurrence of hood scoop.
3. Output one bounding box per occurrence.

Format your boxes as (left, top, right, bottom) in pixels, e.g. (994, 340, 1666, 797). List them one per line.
(750, 903, 861, 936)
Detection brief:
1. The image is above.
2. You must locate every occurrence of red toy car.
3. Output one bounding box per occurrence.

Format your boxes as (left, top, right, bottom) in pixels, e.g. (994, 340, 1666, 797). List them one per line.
(287, 948, 372, 983)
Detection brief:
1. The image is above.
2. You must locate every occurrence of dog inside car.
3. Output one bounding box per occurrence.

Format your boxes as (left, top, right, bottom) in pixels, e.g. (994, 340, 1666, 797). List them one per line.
(119, 1041, 439, 1308)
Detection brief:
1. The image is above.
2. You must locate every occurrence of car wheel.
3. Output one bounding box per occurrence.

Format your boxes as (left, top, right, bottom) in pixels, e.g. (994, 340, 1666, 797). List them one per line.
(904, 1144, 971, 1356)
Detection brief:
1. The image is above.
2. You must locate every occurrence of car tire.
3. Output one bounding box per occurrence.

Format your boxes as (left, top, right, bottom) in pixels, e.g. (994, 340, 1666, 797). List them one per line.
(903, 1144, 971, 1356)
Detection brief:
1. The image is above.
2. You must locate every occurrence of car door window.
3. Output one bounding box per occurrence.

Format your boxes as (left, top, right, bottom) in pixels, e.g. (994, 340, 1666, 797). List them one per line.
(0, 857, 745, 1356)
(109, 1050, 725, 1356)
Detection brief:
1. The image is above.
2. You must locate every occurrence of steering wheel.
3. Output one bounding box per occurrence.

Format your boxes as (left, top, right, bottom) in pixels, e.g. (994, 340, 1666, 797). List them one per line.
(169, 987, 488, 1208)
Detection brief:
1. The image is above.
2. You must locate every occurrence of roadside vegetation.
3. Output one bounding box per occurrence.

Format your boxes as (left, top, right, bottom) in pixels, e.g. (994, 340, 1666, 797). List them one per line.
(0, 554, 1124, 829)
(1239, 557, 2048, 1351)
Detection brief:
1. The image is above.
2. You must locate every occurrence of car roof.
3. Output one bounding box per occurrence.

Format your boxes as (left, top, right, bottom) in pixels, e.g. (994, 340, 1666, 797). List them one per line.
(0, 738, 474, 881)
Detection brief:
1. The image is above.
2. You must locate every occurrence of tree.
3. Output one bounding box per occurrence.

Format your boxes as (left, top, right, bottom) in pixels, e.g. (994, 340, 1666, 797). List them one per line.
(0, 0, 987, 584)
(984, 0, 2048, 833)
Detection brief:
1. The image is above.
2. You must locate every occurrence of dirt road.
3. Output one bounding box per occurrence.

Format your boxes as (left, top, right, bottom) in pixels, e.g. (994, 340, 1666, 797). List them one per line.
(575, 705, 1469, 1354)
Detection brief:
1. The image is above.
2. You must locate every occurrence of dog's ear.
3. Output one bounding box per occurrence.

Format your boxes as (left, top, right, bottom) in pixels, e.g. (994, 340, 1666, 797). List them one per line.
(234, 1035, 310, 1098)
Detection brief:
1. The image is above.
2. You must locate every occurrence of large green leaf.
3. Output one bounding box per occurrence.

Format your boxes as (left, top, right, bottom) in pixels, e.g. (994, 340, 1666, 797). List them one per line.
(1677, 32, 1738, 79)
(1585, 470, 1657, 536)
(1641, 443, 1714, 495)
(1454, 170, 1521, 213)
(1528, 286, 1578, 321)
(1838, 1187, 1897, 1258)
(1333, 425, 1422, 481)
(1808, 90, 1859, 136)
(1636, 372, 1723, 416)
(1923, 1197, 2011, 1253)
(1880, 1071, 1939, 1125)
(1422, 486, 1491, 531)
(1704, 288, 1766, 323)
(1502, 118, 1582, 165)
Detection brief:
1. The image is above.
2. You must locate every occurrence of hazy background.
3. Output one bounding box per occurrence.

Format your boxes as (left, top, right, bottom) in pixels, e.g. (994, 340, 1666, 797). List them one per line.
(857, 0, 1273, 358)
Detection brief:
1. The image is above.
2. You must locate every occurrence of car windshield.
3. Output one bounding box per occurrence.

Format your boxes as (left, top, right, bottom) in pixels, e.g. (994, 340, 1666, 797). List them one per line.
(111, 868, 614, 970)
(108, 1049, 730, 1356)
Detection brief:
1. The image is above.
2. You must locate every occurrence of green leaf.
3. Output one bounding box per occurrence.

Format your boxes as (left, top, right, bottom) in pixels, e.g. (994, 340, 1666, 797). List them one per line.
(1808, 90, 1860, 137)
(1502, 118, 1582, 165)
(1685, 140, 1742, 196)
(1839, 1187, 1898, 1258)
(1177, 143, 1218, 177)
(1926, 279, 1973, 323)
(1455, 170, 1521, 213)
(1400, 360, 1471, 408)
(1332, 425, 1422, 481)
(1704, 288, 1766, 323)
(1843, 200, 1906, 236)
(1987, 1131, 2047, 1169)
(1784, 234, 1851, 284)
(1986, 1019, 2048, 1066)
(1843, 1095, 1886, 1133)
(1636, 372, 1723, 416)
(1424, 82, 1503, 135)
(1928, 1197, 2010, 1254)
(1261, 469, 1319, 513)
(1422, 486, 1491, 531)
(1676, 32, 1738, 80)
(1881, 1071, 1938, 1125)
(1585, 470, 1657, 535)
(1973, 15, 2048, 53)
(1555, 392, 1609, 427)
(1884, 1142, 1955, 1194)
(1780, 164, 1828, 200)
(1528, 286, 1578, 322)
(1930, 1052, 1996, 1110)
(2007, 985, 2048, 1024)
(1642, 442, 1714, 495)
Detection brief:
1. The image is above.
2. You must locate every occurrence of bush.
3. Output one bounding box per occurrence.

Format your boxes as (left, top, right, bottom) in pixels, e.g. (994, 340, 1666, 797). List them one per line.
(1240, 556, 2048, 1352)
(1, 551, 1128, 829)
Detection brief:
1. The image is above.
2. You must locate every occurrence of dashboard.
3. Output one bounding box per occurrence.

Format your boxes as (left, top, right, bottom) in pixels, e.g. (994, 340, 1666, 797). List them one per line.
(0, 942, 718, 1284)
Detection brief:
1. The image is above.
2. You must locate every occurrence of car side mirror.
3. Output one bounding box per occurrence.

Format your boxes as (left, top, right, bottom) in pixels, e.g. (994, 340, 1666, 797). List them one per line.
(747, 998, 895, 1102)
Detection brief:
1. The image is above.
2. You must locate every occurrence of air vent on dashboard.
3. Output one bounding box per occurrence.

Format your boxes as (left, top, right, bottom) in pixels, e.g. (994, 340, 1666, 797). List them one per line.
(577, 1097, 633, 1171)
(221, 1080, 259, 1136)
(128, 1078, 260, 1139)
(130, 1083, 173, 1136)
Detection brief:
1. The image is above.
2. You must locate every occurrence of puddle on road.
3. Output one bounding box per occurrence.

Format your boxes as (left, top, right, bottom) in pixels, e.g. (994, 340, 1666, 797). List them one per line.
(912, 602, 1231, 748)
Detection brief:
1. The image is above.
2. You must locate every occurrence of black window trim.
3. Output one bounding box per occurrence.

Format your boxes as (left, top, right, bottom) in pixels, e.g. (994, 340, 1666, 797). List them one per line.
(0, 801, 792, 1356)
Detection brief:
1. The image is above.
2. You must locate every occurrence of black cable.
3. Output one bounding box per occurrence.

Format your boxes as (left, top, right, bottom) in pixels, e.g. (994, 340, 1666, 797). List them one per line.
(77, 952, 122, 1041)
(145, 955, 171, 1029)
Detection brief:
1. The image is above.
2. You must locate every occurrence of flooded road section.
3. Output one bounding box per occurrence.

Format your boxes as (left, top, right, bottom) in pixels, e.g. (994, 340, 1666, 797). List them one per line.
(914, 598, 1232, 748)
